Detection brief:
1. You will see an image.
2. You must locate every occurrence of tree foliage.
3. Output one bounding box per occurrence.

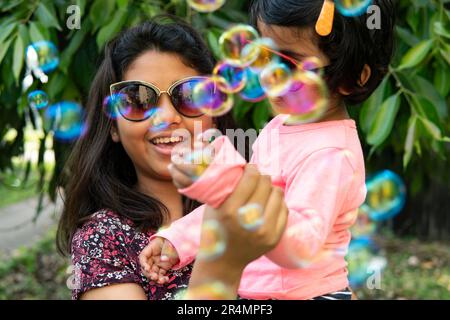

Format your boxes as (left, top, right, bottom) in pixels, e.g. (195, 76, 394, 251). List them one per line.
(0, 0, 449, 237)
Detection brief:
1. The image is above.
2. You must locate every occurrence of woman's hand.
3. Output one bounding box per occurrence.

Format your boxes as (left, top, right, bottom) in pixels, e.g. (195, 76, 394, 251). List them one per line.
(186, 164, 288, 299)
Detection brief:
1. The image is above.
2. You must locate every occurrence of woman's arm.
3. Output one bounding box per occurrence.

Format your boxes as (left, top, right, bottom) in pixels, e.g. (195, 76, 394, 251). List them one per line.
(186, 164, 288, 299)
(80, 283, 147, 300)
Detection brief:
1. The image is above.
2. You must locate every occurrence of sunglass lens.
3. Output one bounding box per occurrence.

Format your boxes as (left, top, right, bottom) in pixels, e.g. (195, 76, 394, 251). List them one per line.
(171, 79, 204, 117)
(117, 84, 158, 121)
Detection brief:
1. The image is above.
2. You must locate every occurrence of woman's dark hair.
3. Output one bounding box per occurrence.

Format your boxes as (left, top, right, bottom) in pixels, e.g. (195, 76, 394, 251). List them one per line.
(249, 0, 396, 105)
(56, 16, 236, 255)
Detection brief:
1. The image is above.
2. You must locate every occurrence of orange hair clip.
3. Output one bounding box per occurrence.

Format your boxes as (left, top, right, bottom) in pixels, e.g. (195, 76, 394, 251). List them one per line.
(315, 0, 335, 37)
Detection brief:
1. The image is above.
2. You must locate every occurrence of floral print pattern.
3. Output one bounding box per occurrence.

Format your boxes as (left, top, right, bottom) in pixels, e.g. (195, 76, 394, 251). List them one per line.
(71, 210, 192, 300)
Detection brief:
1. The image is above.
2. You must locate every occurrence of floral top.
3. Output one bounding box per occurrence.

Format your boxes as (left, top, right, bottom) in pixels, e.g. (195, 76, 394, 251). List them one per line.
(71, 210, 192, 300)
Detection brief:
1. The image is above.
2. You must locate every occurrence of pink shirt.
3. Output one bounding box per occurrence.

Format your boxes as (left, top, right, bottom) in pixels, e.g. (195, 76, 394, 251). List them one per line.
(156, 115, 366, 299)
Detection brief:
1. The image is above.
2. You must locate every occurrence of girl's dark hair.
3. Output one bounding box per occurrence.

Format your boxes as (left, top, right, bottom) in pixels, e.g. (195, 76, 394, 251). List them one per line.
(56, 16, 236, 255)
(249, 0, 396, 105)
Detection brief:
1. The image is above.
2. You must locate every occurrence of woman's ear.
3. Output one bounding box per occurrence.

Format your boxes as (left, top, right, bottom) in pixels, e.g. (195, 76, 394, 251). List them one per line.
(110, 126, 120, 142)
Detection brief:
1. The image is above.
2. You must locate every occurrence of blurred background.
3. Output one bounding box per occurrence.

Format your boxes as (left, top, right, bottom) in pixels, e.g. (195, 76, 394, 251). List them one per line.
(0, 0, 449, 300)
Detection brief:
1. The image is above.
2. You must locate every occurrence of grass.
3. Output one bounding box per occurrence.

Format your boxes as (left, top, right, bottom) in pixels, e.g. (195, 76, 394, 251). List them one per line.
(0, 228, 448, 300)
(356, 236, 450, 299)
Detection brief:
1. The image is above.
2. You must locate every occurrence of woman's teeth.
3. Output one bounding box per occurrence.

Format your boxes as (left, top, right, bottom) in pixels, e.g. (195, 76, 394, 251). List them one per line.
(151, 136, 184, 145)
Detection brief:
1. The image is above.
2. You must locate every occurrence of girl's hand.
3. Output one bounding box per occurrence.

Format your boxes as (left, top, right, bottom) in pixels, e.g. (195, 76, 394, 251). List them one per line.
(169, 148, 213, 189)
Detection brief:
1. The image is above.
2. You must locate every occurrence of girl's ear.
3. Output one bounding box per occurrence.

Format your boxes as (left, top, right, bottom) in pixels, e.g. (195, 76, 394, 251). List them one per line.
(110, 126, 120, 142)
(338, 64, 372, 96)
(358, 64, 372, 87)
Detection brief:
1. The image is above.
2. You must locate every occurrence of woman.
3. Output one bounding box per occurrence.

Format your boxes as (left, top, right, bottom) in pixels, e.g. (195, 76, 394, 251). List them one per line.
(56, 17, 286, 300)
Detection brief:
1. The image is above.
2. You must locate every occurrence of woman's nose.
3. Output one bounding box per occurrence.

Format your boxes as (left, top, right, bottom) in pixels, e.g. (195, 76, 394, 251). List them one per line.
(152, 93, 182, 127)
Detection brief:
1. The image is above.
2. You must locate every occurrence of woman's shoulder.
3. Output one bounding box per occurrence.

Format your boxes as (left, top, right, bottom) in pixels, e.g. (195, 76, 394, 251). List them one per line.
(72, 209, 152, 256)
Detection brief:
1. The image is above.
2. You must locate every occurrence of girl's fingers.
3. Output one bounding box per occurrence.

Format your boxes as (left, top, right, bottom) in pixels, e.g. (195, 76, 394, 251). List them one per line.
(168, 164, 194, 189)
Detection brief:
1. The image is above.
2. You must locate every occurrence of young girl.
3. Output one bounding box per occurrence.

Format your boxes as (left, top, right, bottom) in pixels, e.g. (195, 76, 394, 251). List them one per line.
(140, 0, 396, 300)
(56, 17, 286, 300)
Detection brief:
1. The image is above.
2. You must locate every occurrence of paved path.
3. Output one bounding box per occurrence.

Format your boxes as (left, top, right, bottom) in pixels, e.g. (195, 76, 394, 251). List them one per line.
(0, 197, 62, 252)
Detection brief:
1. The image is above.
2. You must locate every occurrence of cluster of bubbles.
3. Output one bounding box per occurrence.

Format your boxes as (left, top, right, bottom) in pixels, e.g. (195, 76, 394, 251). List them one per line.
(347, 170, 406, 288)
(186, 0, 373, 17)
(335, 0, 373, 17)
(186, 24, 330, 123)
(23, 41, 85, 142)
(101, 24, 330, 133)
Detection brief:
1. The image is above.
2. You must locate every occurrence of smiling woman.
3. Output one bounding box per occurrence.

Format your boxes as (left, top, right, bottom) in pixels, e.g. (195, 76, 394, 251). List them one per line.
(55, 16, 238, 300)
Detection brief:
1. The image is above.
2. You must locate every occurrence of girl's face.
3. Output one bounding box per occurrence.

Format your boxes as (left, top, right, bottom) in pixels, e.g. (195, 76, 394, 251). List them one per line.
(257, 22, 343, 113)
(111, 50, 214, 181)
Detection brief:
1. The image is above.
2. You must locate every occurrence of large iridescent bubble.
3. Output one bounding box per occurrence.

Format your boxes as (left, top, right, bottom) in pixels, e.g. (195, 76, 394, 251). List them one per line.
(25, 41, 59, 74)
(44, 102, 86, 142)
(365, 170, 406, 222)
(213, 62, 247, 94)
(219, 25, 260, 67)
(192, 76, 234, 117)
(271, 70, 328, 124)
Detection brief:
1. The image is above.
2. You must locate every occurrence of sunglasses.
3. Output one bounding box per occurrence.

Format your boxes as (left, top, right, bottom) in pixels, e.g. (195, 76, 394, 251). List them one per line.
(109, 76, 209, 122)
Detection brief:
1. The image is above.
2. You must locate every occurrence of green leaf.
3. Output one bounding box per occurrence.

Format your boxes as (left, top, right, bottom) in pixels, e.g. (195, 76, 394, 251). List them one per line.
(47, 72, 68, 97)
(411, 95, 442, 131)
(397, 40, 433, 70)
(0, 37, 13, 65)
(29, 21, 46, 43)
(96, 9, 127, 50)
(403, 115, 417, 168)
(0, 21, 17, 44)
(433, 22, 450, 39)
(413, 76, 447, 119)
(367, 93, 401, 147)
(207, 30, 221, 59)
(440, 43, 450, 66)
(36, 2, 62, 31)
(360, 77, 389, 134)
(434, 64, 450, 97)
(90, 0, 116, 33)
(12, 35, 24, 83)
(18, 24, 30, 48)
(418, 116, 443, 141)
(60, 22, 89, 73)
(395, 26, 419, 47)
(252, 101, 271, 130)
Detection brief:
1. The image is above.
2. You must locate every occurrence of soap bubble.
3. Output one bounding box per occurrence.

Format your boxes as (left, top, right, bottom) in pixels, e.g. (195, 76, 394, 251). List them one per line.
(197, 220, 227, 261)
(25, 41, 59, 74)
(241, 37, 279, 73)
(219, 25, 260, 67)
(28, 90, 49, 109)
(335, 0, 373, 17)
(237, 203, 264, 231)
(365, 170, 406, 222)
(272, 70, 328, 124)
(187, 0, 225, 13)
(213, 62, 247, 93)
(192, 76, 234, 117)
(44, 101, 86, 142)
(260, 62, 293, 97)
